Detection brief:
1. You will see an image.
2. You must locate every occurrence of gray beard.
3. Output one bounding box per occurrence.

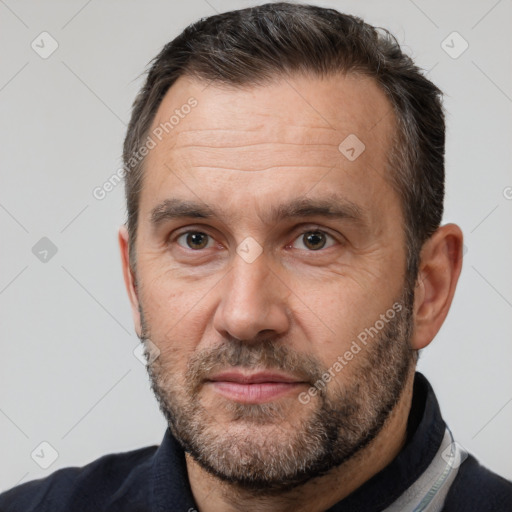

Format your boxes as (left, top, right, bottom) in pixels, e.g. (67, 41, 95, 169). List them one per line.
(142, 286, 416, 494)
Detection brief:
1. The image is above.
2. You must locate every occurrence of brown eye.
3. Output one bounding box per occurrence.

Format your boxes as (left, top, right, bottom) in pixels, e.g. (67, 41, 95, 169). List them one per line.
(177, 231, 213, 250)
(292, 230, 335, 251)
(303, 231, 326, 250)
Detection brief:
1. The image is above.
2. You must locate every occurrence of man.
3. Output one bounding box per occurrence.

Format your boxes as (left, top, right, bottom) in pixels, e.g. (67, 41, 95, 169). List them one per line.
(1, 2, 511, 511)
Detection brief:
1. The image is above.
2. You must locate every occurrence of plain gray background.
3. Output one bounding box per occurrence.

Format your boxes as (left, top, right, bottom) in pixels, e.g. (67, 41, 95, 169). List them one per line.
(1, 0, 511, 492)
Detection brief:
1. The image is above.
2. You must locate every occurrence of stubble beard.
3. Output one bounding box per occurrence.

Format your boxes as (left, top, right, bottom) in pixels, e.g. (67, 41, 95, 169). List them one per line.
(142, 286, 416, 494)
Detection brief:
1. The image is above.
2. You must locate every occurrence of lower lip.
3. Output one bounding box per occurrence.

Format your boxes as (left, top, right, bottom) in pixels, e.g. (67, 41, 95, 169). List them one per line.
(208, 381, 303, 404)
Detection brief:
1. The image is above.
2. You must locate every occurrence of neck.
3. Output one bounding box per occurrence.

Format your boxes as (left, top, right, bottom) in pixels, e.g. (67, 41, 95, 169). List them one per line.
(186, 369, 415, 512)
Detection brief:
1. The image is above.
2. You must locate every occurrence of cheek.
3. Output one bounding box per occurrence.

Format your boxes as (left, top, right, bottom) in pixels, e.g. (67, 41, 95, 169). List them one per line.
(291, 276, 397, 367)
(137, 278, 186, 335)
(137, 266, 219, 357)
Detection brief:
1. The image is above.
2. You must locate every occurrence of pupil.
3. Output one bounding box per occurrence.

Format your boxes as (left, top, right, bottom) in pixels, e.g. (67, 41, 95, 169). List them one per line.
(305, 232, 325, 250)
(187, 232, 207, 249)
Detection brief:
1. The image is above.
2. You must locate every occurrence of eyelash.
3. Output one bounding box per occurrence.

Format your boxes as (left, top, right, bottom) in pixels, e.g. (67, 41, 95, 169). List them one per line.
(172, 227, 339, 252)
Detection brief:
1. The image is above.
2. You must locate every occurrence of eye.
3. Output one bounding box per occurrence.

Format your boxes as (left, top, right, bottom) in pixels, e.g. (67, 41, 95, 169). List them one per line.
(291, 230, 336, 251)
(176, 231, 215, 250)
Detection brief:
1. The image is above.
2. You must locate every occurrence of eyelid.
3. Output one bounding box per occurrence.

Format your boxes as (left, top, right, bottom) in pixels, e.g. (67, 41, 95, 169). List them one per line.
(169, 224, 218, 241)
(291, 222, 343, 239)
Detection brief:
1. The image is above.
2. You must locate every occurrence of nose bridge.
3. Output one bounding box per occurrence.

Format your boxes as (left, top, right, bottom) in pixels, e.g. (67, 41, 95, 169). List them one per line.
(213, 249, 289, 341)
(230, 252, 271, 306)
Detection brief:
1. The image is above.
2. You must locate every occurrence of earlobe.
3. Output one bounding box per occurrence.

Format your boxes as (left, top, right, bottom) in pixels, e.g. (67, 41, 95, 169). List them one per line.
(118, 225, 142, 337)
(411, 223, 463, 350)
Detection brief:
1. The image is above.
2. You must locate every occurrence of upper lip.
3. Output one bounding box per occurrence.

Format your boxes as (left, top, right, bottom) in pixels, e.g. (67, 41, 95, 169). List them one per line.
(207, 371, 304, 384)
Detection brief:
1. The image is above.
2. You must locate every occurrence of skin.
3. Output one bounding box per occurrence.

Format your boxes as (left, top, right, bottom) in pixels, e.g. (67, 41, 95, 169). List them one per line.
(119, 73, 463, 511)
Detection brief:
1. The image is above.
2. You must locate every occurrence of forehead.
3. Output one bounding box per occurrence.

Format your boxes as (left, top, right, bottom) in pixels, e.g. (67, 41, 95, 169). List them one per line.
(140, 72, 398, 222)
(150, 72, 394, 147)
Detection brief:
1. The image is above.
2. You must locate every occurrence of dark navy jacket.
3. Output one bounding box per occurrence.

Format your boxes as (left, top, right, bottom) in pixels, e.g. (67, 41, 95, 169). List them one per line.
(1, 373, 511, 511)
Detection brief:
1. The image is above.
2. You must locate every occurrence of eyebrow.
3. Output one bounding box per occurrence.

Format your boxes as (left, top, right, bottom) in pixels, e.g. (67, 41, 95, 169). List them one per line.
(150, 195, 366, 228)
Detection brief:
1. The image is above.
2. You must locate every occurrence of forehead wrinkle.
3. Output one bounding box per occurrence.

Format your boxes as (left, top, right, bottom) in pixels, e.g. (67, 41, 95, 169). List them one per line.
(171, 118, 347, 148)
(175, 141, 337, 150)
(167, 143, 345, 175)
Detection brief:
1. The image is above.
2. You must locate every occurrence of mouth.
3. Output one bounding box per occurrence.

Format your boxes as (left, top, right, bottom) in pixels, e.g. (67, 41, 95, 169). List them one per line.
(206, 370, 308, 404)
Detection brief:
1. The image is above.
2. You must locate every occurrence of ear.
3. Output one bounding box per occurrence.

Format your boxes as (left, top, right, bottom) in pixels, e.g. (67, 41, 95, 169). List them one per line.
(411, 223, 463, 350)
(118, 225, 142, 337)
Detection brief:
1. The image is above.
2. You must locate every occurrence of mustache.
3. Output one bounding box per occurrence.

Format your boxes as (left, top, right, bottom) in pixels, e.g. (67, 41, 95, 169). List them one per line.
(184, 339, 327, 394)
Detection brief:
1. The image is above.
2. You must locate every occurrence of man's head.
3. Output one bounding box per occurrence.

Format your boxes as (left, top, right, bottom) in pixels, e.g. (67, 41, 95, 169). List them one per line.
(119, 2, 463, 494)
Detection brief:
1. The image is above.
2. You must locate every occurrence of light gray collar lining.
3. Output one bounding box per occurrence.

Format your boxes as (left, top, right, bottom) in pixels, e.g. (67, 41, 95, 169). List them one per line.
(383, 427, 466, 512)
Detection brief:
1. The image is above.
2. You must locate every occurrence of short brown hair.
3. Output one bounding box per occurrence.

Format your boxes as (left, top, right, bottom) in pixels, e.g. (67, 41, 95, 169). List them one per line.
(123, 2, 445, 282)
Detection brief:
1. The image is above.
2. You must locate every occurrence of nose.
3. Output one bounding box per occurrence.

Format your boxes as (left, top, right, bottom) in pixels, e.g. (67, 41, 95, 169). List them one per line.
(212, 250, 290, 342)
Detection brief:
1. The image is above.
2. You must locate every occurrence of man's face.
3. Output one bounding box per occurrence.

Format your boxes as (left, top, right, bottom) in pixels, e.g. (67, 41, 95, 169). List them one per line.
(131, 73, 415, 490)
